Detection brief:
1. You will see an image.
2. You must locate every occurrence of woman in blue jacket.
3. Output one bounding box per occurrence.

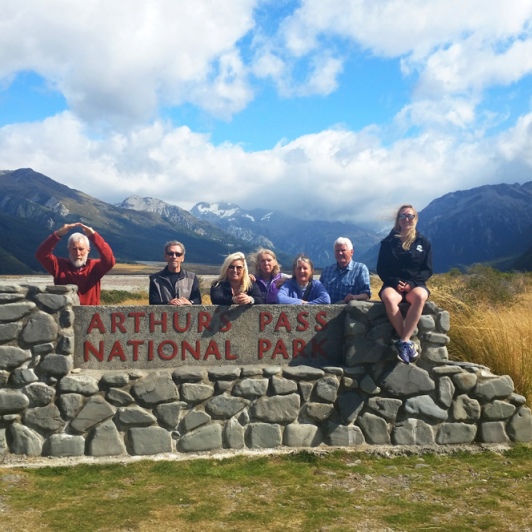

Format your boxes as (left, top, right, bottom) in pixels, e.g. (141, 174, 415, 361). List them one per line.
(277, 254, 331, 305)
(377, 204, 433, 364)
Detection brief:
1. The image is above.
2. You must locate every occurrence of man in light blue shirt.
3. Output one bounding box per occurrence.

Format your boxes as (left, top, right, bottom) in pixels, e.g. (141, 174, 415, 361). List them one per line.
(319, 237, 371, 304)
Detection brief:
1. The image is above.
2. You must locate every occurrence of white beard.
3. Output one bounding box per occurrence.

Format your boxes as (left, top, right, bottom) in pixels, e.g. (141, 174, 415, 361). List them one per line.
(70, 258, 87, 268)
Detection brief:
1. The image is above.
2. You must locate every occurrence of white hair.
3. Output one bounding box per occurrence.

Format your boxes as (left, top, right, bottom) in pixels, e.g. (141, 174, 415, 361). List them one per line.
(68, 232, 90, 248)
(334, 237, 353, 250)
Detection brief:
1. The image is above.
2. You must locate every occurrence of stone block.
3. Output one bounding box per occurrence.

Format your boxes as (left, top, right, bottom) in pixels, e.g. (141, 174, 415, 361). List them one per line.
(232, 378, 269, 398)
(87, 419, 126, 456)
(154, 402, 186, 430)
(0, 390, 29, 415)
(178, 423, 223, 452)
(21, 311, 58, 344)
(326, 424, 365, 446)
(34, 293, 69, 313)
(23, 404, 65, 434)
(506, 407, 532, 442)
(22, 383, 55, 407)
(283, 424, 321, 447)
(10, 368, 39, 386)
(436, 376, 455, 408)
(282, 366, 324, 380)
(247, 423, 282, 448)
(392, 419, 434, 445)
(479, 422, 509, 444)
(58, 374, 100, 395)
(315, 376, 340, 403)
(106, 388, 135, 407)
(473, 376, 514, 402)
(337, 391, 365, 424)
(182, 410, 211, 432)
(224, 417, 245, 449)
(436, 423, 477, 444)
(482, 400, 516, 421)
(452, 372, 477, 393)
(0, 346, 32, 371)
(357, 413, 390, 444)
(58, 393, 85, 419)
(39, 354, 73, 377)
(70, 396, 116, 433)
(381, 365, 435, 397)
(206, 395, 248, 419)
(180, 383, 214, 403)
(8, 424, 43, 456)
(405, 395, 448, 422)
(0, 322, 22, 343)
(131, 372, 179, 406)
(366, 397, 403, 422)
(271, 376, 298, 395)
(129, 426, 173, 455)
(0, 302, 36, 322)
(116, 406, 157, 427)
(45, 434, 85, 457)
(303, 402, 335, 422)
(251, 394, 300, 423)
(452, 395, 481, 421)
(172, 367, 207, 383)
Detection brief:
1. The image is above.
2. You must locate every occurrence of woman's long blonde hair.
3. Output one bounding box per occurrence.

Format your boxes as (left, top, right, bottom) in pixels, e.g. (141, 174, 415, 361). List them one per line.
(213, 252, 253, 292)
(393, 204, 418, 250)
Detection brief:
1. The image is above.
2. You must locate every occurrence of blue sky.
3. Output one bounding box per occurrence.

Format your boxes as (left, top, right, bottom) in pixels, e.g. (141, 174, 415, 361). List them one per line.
(1, 0, 532, 228)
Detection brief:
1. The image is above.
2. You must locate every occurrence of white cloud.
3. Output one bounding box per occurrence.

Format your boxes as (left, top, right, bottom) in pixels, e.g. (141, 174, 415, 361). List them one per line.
(2, 111, 530, 226)
(0, 0, 257, 125)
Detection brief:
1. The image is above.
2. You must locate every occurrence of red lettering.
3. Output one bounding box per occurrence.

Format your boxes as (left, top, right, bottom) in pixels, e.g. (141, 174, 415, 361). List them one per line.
(274, 312, 292, 332)
(259, 311, 273, 332)
(198, 312, 212, 332)
(127, 340, 144, 361)
(173, 312, 192, 333)
(158, 340, 178, 360)
(111, 312, 126, 333)
(148, 340, 154, 361)
(219, 312, 232, 332)
(272, 339, 289, 359)
(108, 341, 126, 361)
(225, 340, 237, 360)
(296, 311, 309, 331)
(258, 338, 271, 360)
(315, 311, 328, 331)
(149, 312, 167, 333)
(311, 338, 327, 358)
(204, 340, 222, 360)
(182, 340, 201, 360)
(128, 312, 145, 333)
(84, 340, 104, 361)
(86, 313, 105, 334)
(292, 338, 306, 358)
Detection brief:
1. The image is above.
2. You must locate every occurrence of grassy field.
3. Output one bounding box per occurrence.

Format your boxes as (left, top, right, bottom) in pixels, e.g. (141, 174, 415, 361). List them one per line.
(1, 446, 531, 531)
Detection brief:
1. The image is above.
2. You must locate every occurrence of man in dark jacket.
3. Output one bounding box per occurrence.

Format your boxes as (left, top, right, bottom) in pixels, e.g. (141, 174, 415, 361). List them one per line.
(149, 241, 201, 305)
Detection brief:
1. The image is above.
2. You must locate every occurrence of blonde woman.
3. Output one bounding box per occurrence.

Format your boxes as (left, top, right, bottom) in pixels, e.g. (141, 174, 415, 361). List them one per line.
(210, 252, 264, 305)
(249, 249, 289, 303)
(377, 205, 433, 364)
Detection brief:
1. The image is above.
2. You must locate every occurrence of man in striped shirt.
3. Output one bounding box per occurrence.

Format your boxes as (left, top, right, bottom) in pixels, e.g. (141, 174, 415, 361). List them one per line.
(319, 237, 371, 304)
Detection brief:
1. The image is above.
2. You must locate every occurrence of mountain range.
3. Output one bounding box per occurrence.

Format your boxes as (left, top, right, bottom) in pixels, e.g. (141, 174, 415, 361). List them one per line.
(0, 168, 531, 275)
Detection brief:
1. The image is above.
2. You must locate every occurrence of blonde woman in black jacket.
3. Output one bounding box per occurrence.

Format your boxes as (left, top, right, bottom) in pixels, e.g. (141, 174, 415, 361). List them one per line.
(377, 204, 433, 364)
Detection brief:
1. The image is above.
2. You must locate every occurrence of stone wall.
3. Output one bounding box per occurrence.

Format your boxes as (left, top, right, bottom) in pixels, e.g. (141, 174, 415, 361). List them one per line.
(0, 283, 530, 458)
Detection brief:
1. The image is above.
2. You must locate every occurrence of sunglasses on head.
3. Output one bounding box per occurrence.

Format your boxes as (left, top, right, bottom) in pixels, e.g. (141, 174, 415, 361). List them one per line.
(166, 251, 183, 257)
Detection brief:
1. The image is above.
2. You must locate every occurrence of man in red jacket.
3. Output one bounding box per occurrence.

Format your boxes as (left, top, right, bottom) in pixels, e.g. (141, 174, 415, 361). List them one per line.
(35, 222, 116, 305)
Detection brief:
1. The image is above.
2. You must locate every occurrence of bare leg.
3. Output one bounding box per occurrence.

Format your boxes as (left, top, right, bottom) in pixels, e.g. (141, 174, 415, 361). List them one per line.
(380, 287, 404, 338)
(402, 287, 429, 341)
